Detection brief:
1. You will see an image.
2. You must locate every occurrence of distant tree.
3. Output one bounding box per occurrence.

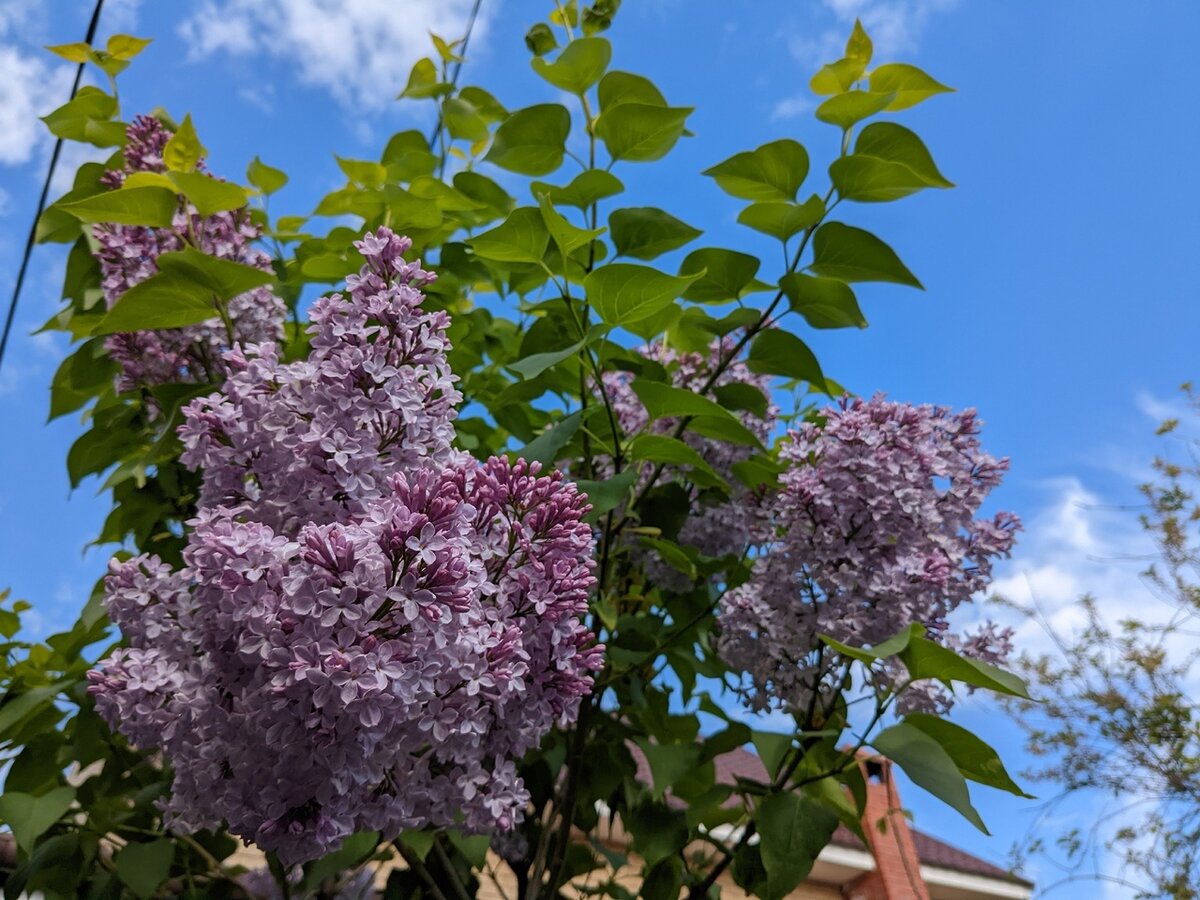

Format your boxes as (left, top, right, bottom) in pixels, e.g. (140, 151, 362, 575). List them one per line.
(1010, 385, 1200, 900)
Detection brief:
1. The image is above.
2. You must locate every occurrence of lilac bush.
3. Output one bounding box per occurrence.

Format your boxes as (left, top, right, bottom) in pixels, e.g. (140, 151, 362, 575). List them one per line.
(603, 338, 777, 591)
(717, 395, 1020, 715)
(94, 115, 284, 390)
(88, 230, 601, 865)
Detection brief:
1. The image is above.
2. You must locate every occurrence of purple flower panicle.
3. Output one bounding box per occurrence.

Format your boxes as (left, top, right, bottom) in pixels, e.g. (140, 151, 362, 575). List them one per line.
(89, 230, 601, 865)
(717, 394, 1020, 715)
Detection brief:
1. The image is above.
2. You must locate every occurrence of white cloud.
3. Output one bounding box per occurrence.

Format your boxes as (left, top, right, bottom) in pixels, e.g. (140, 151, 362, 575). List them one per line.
(987, 477, 1162, 656)
(102, 0, 145, 33)
(0, 44, 72, 166)
(178, 0, 493, 111)
(238, 84, 277, 114)
(770, 93, 813, 121)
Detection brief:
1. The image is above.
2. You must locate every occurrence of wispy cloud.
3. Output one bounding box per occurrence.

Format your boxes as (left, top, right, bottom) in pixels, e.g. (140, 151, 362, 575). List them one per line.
(178, 0, 494, 112)
(770, 93, 813, 122)
(0, 42, 72, 166)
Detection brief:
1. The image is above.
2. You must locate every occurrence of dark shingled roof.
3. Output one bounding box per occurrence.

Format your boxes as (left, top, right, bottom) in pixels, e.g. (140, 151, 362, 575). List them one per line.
(829, 824, 1033, 886)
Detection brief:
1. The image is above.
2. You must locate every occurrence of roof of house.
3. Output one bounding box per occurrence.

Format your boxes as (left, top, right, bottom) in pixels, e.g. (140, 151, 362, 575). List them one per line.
(829, 824, 1032, 886)
(632, 742, 1031, 888)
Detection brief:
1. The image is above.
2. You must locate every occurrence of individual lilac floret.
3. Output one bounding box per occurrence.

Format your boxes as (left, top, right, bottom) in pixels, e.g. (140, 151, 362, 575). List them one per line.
(601, 338, 778, 592)
(89, 231, 602, 866)
(716, 394, 1020, 715)
(179, 230, 458, 534)
(93, 114, 284, 391)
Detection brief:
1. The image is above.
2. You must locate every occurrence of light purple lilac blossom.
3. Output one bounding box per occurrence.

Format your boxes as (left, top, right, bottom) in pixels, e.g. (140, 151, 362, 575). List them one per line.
(94, 114, 284, 390)
(602, 338, 777, 592)
(88, 230, 601, 866)
(717, 394, 1020, 716)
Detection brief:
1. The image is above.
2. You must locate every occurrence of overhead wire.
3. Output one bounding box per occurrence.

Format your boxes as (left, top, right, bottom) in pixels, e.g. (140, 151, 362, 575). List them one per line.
(0, 0, 106, 373)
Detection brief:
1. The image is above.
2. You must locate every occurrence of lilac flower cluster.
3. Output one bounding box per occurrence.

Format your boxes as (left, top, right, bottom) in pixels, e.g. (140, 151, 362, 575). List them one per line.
(717, 395, 1019, 715)
(94, 115, 284, 390)
(603, 338, 777, 592)
(88, 230, 601, 865)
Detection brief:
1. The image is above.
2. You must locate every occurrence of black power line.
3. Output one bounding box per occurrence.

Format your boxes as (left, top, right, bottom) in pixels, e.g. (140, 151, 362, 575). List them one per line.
(426, 0, 485, 147)
(0, 0, 105, 374)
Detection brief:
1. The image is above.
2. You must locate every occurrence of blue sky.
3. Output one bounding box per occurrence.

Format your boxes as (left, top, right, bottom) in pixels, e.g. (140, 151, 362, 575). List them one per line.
(1, 0, 1198, 894)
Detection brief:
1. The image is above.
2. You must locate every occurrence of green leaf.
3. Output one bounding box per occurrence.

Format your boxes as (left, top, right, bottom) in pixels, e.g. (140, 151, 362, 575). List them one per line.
(458, 86, 508, 123)
(640, 536, 697, 578)
(431, 34, 463, 64)
(442, 97, 489, 143)
(97, 248, 274, 334)
(247, 155, 287, 194)
(382, 130, 438, 180)
(585, 263, 698, 326)
(485, 104, 571, 175)
(170, 171, 248, 217)
(516, 411, 583, 465)
(115, 839, 175, 899)
(845, 19, 873, 66)
(631, 381, 759, 445)
(628, 434, 724, 488)
(455, 171, 515, 214)
(598, 70, 667, 109)
(627, 802, 688, 869)
(702, 139, 809, 202)
(46, 42, 92, 63)
(163, 114, 205, 173)
(156, 246, 275, 299)
(898, 636, 1032, 699)
(40, 87, 120, 146)
(831, 155, 930, 203)
(815, 90, 895, 129)
(679, 248, 760, 303)
(106, 34, 152, 60)
(747, 329, 825, 388)
(531, 36, 611, 94)
(531, 169, 623, 209)
(56, 186, 179, 227)
(538, 194, 605, 256)
(609, 207, 701, 260)
(780, 273, 866, 329)
(817, 623, 923, 665)
(751, 731, 793, 779)
(688, 414, 762, 448)
(868, 63, 954, 110)
(712, 382, 768, 418)
(810, 222, 922, 287)
(596, 103, 691, 163)
(810, 57, 868, 96)
(757, 793, 840, 899)
(855, 122, 952, 186)
(337, 156, 388, 187)
(634, 739, 702, 798)
(903, 714, 1032, 797)
(468, 207, 549, 263)
(872, 723, 988, 832)
(737, 195, 824, 241)
(0, 786, 74, 850)
(509, 324, 605, 379)
(574, 467, 638, 519)
(400, 57, 450, 99)
(525, 22, 558, 56)
(583, 0, 622, 34)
